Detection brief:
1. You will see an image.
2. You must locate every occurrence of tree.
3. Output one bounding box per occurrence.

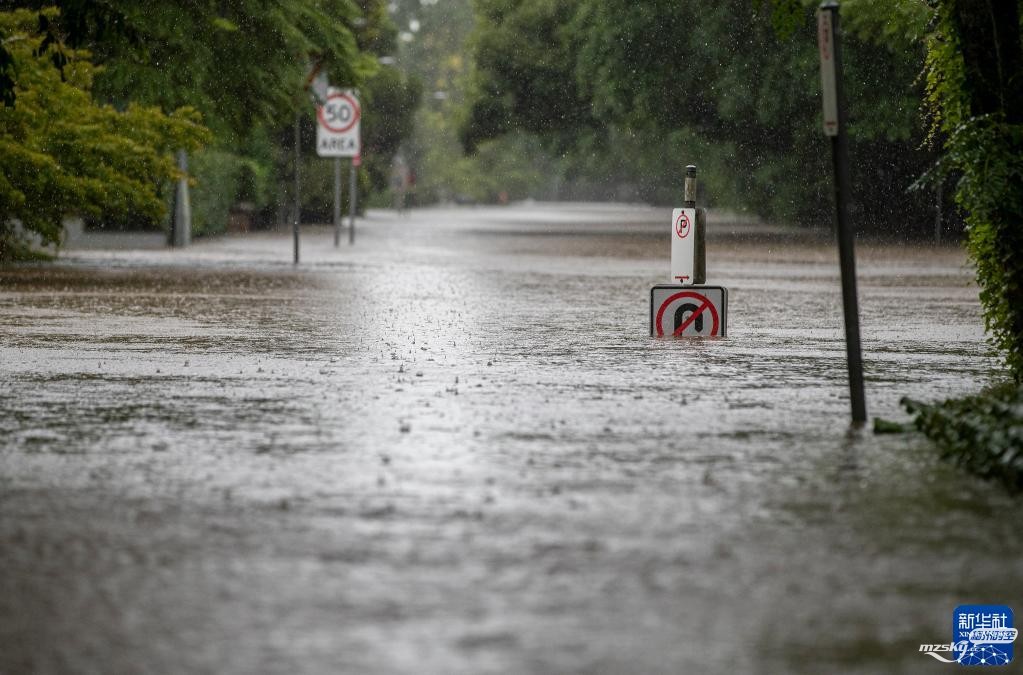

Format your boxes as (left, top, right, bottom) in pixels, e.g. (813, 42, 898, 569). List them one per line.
(38, 0, 370, 139)
(460, 0, 936, 229)
(462, 0, 591, 153)
(11, 0, 429, 236)
(360, 65, 422, 196)
(0, 8, 208, 258)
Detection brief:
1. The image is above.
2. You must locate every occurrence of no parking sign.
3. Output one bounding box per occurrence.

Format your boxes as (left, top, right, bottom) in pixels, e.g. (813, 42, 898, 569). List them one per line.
(671, 207, 696, 284)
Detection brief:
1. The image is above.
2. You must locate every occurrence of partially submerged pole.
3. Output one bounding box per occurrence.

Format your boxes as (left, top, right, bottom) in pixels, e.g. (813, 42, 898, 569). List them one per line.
(686, 165, 707, 284)
(818, 0, 866, 424)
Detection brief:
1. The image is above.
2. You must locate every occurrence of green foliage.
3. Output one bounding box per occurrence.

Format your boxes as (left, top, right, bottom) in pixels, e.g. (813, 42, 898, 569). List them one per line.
(872, 417, 912, 434)
(761, 0, 806, 39)
(189, 149, 270, 236)
(841, 0, 933, 49)
(461, 0, 936, 229)
(295, 147, 371, 219)
(947, 117, 1023, 377)
(2, 0, 419, 238)
(377, 0, 547, 205)
(920, 0, 1023, 378)
(903, 383, 1023, 493)
(361, 65, 422, 195)
(463, 0, 587, 153)
(46, 0, 371, 139)
(0, 7, 208, 256)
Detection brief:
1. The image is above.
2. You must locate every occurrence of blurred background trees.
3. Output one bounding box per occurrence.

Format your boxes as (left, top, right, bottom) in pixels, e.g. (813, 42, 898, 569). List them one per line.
(459, 0, 941, 235)
(1, 0, 965, 241)
(0, 7, 209, 258)
(0, 0, 419, 249)
(3, 0, 1020, 332)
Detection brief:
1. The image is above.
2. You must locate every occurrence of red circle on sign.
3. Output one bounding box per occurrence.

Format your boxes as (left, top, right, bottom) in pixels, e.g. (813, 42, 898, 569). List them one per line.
(318, 92, 361, 133)
(675, 212, 691, 239)
(654, 291, 720, 337)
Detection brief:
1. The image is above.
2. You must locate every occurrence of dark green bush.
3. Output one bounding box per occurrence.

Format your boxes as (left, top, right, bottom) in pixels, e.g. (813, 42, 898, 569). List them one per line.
(903, 383, 1023, 493)
(189, 149, 272, 236)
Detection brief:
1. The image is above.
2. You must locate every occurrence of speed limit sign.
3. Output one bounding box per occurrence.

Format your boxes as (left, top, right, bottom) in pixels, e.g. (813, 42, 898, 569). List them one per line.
(316, 88, 361, 157)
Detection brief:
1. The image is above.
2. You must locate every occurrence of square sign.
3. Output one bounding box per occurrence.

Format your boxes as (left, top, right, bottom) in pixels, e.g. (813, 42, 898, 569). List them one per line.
(650, 285, 727, 337)
(316, 87, 361, 158)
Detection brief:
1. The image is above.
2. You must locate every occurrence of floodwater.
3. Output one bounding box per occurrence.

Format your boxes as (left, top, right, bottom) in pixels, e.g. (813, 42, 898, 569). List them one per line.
(1, 204, 1020, 674)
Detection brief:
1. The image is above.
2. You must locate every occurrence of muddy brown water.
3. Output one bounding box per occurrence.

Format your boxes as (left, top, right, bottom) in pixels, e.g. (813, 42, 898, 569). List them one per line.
(1, 204, 1020, 674)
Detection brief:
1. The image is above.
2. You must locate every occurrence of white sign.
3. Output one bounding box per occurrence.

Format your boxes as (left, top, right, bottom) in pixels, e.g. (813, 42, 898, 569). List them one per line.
(304, 57, 329, 105)
(317, 88, 361, 158)
(670, 207, 696, 284)
(650, 285, 728, 338)
(817, 9, 839, 137)
(309, 71, 329, 106)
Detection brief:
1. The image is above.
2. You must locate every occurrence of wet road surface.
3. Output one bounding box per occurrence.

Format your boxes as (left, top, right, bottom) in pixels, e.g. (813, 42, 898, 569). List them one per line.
(1, 204, 1020, 674)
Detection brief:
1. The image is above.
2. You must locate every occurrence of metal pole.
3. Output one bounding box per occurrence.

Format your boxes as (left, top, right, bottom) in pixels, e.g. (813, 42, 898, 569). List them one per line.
(685, 165, 706, 284)
(172, 150, 192, 248)
(683, 165, 697, 208)
(821, 1, 866, 424)
(334, 157, 342, 247)
(293, 112, 301, 265)
(348, 160, 357, 245)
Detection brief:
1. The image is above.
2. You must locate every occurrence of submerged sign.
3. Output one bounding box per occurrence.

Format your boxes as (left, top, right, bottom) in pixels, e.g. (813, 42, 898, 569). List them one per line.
(650, 285, 728, 337)
(648, 165, 727, 340)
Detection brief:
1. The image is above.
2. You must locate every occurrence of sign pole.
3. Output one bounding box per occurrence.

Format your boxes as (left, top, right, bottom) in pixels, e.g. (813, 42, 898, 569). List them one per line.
(333, 157, 342, 247)
(171, 150, 192, 248)
(349, 159, 357, 245)
(315, 87, 360, 245)
(293, 112, 301, 265)
(819, 0, 866, 424)
(685, 165, 707, 284)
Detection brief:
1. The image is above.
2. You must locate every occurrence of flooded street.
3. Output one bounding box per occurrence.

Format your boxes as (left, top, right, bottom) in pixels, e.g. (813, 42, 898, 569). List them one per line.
(1, 204, 1020, 674)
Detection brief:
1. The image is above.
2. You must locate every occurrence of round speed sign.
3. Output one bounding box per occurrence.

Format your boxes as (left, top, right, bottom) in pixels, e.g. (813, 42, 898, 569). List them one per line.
(318, 92, 361, 133)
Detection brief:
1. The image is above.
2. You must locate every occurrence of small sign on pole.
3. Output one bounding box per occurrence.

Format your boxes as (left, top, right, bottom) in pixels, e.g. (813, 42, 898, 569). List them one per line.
(671, 207, 697, 284)
(817, 7, 839, 137)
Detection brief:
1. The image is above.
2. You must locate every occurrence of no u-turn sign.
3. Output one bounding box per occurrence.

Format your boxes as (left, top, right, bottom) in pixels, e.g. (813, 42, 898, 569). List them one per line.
(650, 285, 728, 337)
